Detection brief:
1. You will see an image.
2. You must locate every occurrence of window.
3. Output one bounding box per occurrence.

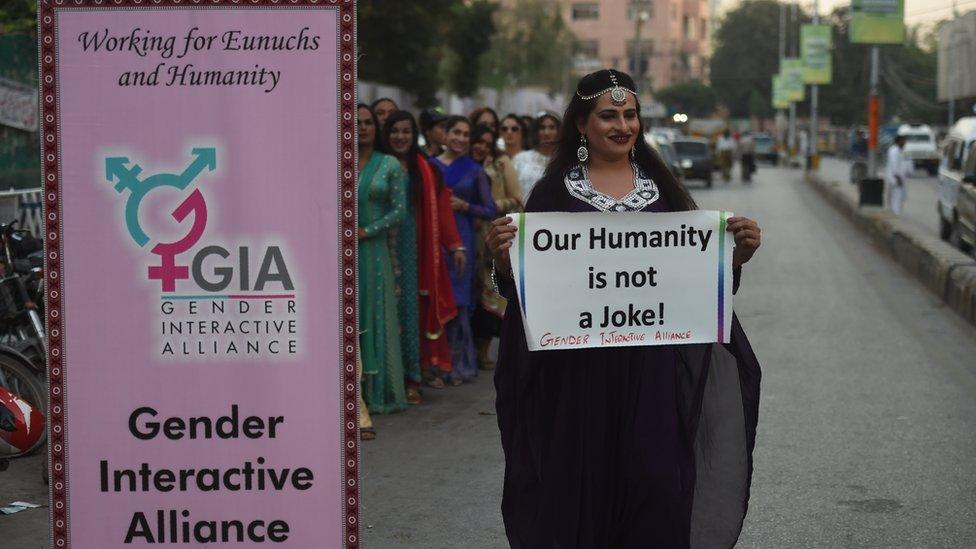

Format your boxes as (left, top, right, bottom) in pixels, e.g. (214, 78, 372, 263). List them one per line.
(683, 16, 696, 39)
(626, 39, 655, 58)
(572, 3, 599, 20)
(575, 40, 599, 59)
(963, 142, 976, 175)
(628, 1, 654, 20)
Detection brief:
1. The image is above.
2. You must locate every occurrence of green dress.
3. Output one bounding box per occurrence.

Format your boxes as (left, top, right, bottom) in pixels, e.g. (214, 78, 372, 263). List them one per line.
(392, 167, 421, 386)
(358, 152, 407, 414)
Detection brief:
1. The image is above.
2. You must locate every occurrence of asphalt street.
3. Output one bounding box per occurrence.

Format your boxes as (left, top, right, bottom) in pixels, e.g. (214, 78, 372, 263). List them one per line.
(2, 162, 976, 548)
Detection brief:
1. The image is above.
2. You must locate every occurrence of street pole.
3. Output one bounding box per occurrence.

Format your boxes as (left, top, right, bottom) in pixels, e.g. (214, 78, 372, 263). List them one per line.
(948, 0, 958, 127)
(810, 0, 819, 171)
(632, 2, 648, 95)
(779, 2, 786, 158)
(868, 46, 880, 177)
(788, 2, 797, 161)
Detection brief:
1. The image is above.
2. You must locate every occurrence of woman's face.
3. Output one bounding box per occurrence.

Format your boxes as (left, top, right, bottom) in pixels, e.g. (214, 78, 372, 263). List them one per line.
(477, 111, 498, 131)
(358, 107, 375, 148)
(537, 117, 560, 147)
(470, 131, 495, 162)
(445, 121, 470, 156)
(388, 119, 413, 156)
(373, 100, 397, 127)
(578, 94, 640, 161)
(501, 118, 523, 149)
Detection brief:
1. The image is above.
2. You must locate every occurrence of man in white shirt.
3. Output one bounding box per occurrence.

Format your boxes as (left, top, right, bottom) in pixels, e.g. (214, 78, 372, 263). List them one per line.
(885, 135, 912, 214)
(716, 130, 736, 182)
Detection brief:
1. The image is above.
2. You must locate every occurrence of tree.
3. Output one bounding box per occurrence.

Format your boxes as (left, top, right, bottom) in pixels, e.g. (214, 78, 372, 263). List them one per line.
(710, 0, 801, 118)
(0, 0, 36, 34)
(444, 0, 498, 97)
(480, 0, 576, 95)
(357, 0, 459, 107)
(655, 80, 718, 117)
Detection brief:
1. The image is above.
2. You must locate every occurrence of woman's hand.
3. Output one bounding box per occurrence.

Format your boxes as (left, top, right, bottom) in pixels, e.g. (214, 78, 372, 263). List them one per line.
(727, 216, 761, 268)
(485, 216, 517, 278)
(358, 228, 367, 240)
(452, 248, 467, 273)
(450, 196, 469, 212)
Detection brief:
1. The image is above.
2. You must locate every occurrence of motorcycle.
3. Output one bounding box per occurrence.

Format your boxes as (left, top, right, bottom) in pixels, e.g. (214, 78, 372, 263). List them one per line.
(0, 220, 48, 473)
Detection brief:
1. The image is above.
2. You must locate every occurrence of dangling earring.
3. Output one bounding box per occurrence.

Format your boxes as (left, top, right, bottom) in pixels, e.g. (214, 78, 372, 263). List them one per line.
(577, 135, 589, 163)
(630, 146, 636, 161)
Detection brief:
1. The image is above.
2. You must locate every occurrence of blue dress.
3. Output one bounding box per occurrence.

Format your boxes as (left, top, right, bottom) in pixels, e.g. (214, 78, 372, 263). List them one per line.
(429, 155, 497, 381)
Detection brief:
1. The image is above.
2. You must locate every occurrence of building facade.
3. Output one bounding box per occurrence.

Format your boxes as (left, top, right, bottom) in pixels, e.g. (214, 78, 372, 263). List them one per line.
(564, 0, 711, 93)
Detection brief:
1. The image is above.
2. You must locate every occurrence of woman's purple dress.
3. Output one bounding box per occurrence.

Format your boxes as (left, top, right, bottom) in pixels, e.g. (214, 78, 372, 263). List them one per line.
(494, 164, 761, 548)
(429, 155, 497, 381)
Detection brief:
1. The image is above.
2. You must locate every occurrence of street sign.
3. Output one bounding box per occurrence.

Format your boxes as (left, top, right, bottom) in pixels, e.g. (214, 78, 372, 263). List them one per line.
(801, 25, 833, 85)
(39, 1, 359, 547)
(850, 0, 905, 44)
(781, 58, 806, 102)
(773, 75, 790, 109)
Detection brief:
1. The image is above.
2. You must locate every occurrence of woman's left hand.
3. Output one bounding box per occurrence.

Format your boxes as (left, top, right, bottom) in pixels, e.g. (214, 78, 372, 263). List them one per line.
(727, 216, 761, 268)
(450, 196, 469, 212)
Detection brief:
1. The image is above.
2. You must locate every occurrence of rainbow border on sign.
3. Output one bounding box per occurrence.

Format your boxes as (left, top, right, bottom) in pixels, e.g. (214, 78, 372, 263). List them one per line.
(518, 213, 527, 316)
(717, 211, 728, 342)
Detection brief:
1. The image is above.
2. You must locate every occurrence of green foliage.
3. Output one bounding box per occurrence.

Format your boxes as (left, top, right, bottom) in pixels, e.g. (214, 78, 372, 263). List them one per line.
(480, 0, 576, 94)
(357, 0, 459, 107)
(711, 1, 947, 124)
(445, 0, 497, 97)
(655, 80, 718, 117)
(710, 0, 801, 118)
(819, 7, 945, 124)
(0, 0, 36, 34)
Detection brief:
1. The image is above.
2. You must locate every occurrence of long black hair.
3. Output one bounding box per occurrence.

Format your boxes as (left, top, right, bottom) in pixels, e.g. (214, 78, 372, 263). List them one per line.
(470, 123, 500, 162)
(356, 102, 380, 150)
(533, 70, 696, 211)
(378, 109, 445, 203)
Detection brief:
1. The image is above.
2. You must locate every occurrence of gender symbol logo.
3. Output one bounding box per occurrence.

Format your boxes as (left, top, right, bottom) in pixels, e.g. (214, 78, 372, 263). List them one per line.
(105, 148, 215, 292)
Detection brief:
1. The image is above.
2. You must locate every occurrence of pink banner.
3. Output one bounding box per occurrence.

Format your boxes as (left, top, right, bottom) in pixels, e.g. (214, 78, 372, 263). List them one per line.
(40, 2, 358, 547)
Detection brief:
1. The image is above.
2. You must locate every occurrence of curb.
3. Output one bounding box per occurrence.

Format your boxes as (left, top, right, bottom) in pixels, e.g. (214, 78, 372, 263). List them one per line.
(806, 173, 976, 327)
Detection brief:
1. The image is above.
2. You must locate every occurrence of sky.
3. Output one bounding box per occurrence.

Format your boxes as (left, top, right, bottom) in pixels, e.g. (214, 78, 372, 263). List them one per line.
(723, 0, 972, 31)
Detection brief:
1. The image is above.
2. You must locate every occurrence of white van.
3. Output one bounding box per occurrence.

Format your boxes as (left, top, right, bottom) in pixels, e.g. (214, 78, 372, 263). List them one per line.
(937, 117, 976, 250)
(898, 124, 939, 175)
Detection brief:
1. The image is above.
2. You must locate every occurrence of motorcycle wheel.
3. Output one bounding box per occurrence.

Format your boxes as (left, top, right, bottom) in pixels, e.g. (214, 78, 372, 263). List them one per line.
(0, 353, 47, 456)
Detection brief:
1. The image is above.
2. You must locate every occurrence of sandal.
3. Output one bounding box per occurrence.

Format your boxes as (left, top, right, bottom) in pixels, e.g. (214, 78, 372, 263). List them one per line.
(424, 376, 445, 389)
(406, 387, 423, 405)
(448, 377, 463, 387)
(360, 428, 376, 441)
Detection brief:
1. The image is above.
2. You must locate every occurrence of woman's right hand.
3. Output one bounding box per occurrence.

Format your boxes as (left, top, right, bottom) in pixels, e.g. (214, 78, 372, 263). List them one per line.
(485, 216, 518, 278)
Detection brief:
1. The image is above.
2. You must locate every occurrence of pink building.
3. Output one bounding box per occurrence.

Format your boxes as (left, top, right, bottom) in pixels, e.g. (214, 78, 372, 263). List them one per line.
(564, 0, 711, 92)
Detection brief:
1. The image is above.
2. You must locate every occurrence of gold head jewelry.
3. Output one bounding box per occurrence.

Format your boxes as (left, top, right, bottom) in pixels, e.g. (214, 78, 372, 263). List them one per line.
(576, 70, 636, 106)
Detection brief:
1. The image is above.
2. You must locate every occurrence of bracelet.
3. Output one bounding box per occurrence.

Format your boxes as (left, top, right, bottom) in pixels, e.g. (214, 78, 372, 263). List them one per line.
(452, 246, 467, 253)
(490, 259, 513, 295)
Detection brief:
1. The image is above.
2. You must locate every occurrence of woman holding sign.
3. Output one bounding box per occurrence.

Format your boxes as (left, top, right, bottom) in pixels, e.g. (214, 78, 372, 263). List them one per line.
(486, 69, 763, 548)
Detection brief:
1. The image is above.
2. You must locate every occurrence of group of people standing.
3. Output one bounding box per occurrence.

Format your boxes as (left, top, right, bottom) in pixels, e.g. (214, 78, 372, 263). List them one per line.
(355, 97, 563, 439)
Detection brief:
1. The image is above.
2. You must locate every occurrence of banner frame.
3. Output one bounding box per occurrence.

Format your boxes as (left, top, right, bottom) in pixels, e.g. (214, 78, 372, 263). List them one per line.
(37, 1, 360, 547)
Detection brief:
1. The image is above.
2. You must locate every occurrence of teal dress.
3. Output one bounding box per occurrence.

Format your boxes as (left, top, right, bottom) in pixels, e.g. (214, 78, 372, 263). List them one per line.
(392, 168, 421, 386)
(358, 152, 407, 414)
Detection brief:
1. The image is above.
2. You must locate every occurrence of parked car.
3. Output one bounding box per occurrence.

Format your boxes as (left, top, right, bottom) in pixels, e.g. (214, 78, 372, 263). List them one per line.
(646, 133, 683, 182)
(671, 137, 713, 187)
(898, 123, 939, 176)
(752, 133, 776, 163)
(937, 117, 976, 252)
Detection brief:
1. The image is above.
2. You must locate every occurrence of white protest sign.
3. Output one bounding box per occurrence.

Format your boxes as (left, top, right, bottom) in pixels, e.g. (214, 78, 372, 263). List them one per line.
(508, 210, 733, 351)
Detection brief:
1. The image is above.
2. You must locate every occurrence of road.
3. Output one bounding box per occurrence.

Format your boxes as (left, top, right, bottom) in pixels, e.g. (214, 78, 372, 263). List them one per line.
(3, 164, 976, 548)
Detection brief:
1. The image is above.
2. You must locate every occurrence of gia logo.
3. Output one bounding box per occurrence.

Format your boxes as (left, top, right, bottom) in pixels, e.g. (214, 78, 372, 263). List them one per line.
(103, 147, 299, 358)
(105, 147, 293, 294)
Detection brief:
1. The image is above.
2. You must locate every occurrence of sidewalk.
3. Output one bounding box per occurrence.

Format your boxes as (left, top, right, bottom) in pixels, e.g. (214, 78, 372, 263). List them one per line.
(818, 157, 941, 237)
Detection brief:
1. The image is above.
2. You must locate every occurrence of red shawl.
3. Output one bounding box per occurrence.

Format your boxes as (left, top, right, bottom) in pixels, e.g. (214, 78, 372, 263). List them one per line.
(416, 153, 463, 336)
